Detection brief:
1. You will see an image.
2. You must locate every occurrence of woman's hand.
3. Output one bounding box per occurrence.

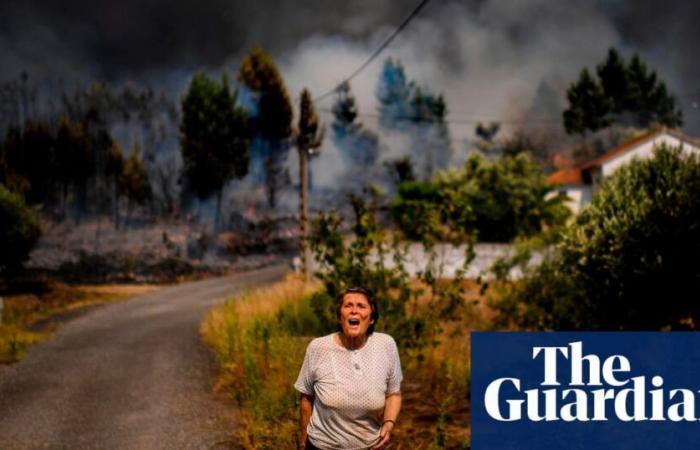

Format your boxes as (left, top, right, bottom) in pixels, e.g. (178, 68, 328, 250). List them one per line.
(371, 421, 394, 450)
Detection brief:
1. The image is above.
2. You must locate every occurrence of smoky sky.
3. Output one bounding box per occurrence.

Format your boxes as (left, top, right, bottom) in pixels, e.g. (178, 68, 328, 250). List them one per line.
(1, 0, 699, 135)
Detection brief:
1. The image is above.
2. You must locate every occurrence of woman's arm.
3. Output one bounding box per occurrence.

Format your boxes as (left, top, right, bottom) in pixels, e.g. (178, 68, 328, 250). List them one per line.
(299, 393, 314, 449)
(372, 391, 402, 450)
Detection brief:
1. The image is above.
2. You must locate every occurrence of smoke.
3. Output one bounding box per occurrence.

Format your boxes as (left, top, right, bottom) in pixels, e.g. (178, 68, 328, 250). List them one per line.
(2, 0, 699, 212)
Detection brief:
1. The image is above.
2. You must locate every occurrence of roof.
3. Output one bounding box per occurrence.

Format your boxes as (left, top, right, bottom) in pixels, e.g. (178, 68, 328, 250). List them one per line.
(580, 126, 699, 170)
(549, 127, 699, 186)
(547, 168, 583, 186)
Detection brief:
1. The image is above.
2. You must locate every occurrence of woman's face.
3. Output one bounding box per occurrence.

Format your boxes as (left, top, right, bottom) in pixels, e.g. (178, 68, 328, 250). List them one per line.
(339, 292, 374, 339)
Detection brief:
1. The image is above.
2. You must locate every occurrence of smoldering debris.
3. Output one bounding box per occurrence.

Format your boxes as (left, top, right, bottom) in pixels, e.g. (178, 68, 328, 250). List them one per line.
(26, 219, 297, 283)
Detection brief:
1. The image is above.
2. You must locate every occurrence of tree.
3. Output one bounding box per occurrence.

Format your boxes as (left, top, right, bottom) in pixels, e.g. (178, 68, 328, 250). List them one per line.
(296, 89, 324, 279)
(474, 122, 502, 156)
(105, 141, 125, 228)
(596, 48, 628, 115)
(498, 145, 700, 330)
(238, 46, 293, 209)
(119, 145, 152, 226)
(391, 154, 569, 243)
(376, 59, 452, 179)
(0, 184, 42, 273)
(310, 194, 469, 351)
(376, 58, 412, 131)
(563, 69, 612, 135)
(181, 71, 250, 227)
(332, 82, 380, 168)
(625, 54, 682, 127)
(55, 118, 93, 218)
(408, 88, 452, 178)
(3, 121, 58, 208)
(385, 157, 415, 185)
(564, 49, 682, 135)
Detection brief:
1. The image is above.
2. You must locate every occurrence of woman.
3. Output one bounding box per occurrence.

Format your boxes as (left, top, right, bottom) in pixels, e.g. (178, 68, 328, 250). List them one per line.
(295, 287, 402, 450)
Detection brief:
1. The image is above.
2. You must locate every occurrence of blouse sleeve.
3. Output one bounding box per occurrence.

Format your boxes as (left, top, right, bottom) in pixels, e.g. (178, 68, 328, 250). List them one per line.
(386, 338, 403, 394)
(294, 342, 315, 396)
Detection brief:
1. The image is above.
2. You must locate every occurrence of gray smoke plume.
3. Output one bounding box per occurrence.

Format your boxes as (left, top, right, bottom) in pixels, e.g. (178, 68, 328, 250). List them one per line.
(2, 0, 699, 206)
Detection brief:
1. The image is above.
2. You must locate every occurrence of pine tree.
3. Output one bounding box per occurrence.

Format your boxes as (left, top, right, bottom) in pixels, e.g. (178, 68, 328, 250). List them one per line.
(565, 49, 683, 135)
(332, 82, 379, 168)
(376, 58, 412, 131)
(238, 45, 293, 209)
(180, 71, 250, 227)
(408, 88, 452, 178)
(119, 145, 152, 226)
(597, 48, 628, 115)
(563, 69, 612, 135)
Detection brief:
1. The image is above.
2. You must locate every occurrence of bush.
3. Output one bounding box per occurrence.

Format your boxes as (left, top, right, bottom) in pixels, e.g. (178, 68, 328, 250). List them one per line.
(391, 153, 569, 243)
(0, 185, 42, 272)
(497, 145, 700, 330)
(310, 195, 470, 351)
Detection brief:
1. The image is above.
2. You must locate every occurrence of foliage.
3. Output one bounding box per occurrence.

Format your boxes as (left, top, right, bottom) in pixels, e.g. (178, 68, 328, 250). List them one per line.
(180, 71, 249, 222)
(392, 153, 569, 243)
(376, 58, 413, 131)
(390, 181, 447, 243)
(296, 89, 323, 153)
(563, 69, 612, 135)
(385, 156, 416, 185)
(238, 45, 294, 209)
(408, 87, 452, 178)
(0, 184, 42, 272)
(376, 58, 452, 179)
(309, 193, 470, 351)
(564, 48, 682, 135)
(201, 275, 320, 448)
(1, 122, 57, 206)
(496, 145, 700, 330)
(202, 274, 474, 448)
(119, 145, 152, 207)
(331, 82, 380, 167)
(0, 324, 45, 364)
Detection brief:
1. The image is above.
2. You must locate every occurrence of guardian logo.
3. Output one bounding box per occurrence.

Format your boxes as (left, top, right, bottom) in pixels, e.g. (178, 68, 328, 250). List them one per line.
(471, 333, 700, 449)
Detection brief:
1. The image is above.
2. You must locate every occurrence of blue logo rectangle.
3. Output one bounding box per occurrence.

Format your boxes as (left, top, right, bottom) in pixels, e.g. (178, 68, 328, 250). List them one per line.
(471, 332, 700, 449)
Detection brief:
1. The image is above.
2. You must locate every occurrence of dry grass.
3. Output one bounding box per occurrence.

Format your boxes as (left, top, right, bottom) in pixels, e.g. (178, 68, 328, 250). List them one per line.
(201, 273, 321, 449)
(201, 274, 501, 449)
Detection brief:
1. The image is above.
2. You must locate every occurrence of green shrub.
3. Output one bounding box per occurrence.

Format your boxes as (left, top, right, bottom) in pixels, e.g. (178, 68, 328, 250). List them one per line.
(310, 195, 471, 351)
(0, 184, 42, 272)
(391, 153, 569, 243)
(497, 145, 700, 330)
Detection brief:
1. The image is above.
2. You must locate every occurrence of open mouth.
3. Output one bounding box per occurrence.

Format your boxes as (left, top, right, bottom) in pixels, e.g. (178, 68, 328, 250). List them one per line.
(348, 319, 360, 327)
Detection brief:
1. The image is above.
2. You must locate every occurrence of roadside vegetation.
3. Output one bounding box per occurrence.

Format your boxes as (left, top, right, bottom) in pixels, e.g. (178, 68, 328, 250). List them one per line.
(201, 275, 483, 449)
(202, 194, 487, 448)
(494, 145, 700, 330)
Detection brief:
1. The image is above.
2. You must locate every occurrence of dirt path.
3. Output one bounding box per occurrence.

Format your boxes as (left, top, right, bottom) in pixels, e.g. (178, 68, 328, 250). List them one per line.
(0, 265, 288, 449)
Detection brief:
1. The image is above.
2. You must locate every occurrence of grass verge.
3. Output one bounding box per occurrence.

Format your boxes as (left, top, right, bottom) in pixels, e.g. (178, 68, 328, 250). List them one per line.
(202, 275, 493, 449)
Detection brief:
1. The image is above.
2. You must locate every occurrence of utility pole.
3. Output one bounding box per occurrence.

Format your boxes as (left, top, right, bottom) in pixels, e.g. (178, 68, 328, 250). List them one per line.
(296, 89, 324, 280)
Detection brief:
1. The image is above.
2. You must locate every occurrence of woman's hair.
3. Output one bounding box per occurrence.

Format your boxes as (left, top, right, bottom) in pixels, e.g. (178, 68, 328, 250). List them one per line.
(335, 286, 379, 335)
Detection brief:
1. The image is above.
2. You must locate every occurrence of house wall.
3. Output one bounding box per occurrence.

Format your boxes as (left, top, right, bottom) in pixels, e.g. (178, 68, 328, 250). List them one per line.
(556, 185, 592, 216)
(602, 134, 700, 178)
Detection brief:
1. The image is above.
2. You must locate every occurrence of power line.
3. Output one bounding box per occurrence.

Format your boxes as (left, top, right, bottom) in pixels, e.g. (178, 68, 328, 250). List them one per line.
(317, 107, 562, 127)
(313, 0, 431, 103)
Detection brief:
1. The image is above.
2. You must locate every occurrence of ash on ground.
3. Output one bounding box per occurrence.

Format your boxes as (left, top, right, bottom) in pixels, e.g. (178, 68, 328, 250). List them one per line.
(26, 216, 299, 283)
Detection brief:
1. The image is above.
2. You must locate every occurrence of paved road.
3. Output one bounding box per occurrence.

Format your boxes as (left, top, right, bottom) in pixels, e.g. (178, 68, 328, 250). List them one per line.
(0, 265, 288, 449)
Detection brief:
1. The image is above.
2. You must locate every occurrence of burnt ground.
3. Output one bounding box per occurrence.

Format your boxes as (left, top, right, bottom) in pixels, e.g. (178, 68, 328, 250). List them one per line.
(0, 265, 288, 449)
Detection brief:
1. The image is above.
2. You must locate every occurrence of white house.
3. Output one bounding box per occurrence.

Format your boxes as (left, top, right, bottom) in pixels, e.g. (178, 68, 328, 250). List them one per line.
(549, 127, 700, 214)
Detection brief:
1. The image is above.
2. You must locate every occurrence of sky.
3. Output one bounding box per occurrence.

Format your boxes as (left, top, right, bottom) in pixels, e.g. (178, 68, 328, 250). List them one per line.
(2, 0, 699, 140)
